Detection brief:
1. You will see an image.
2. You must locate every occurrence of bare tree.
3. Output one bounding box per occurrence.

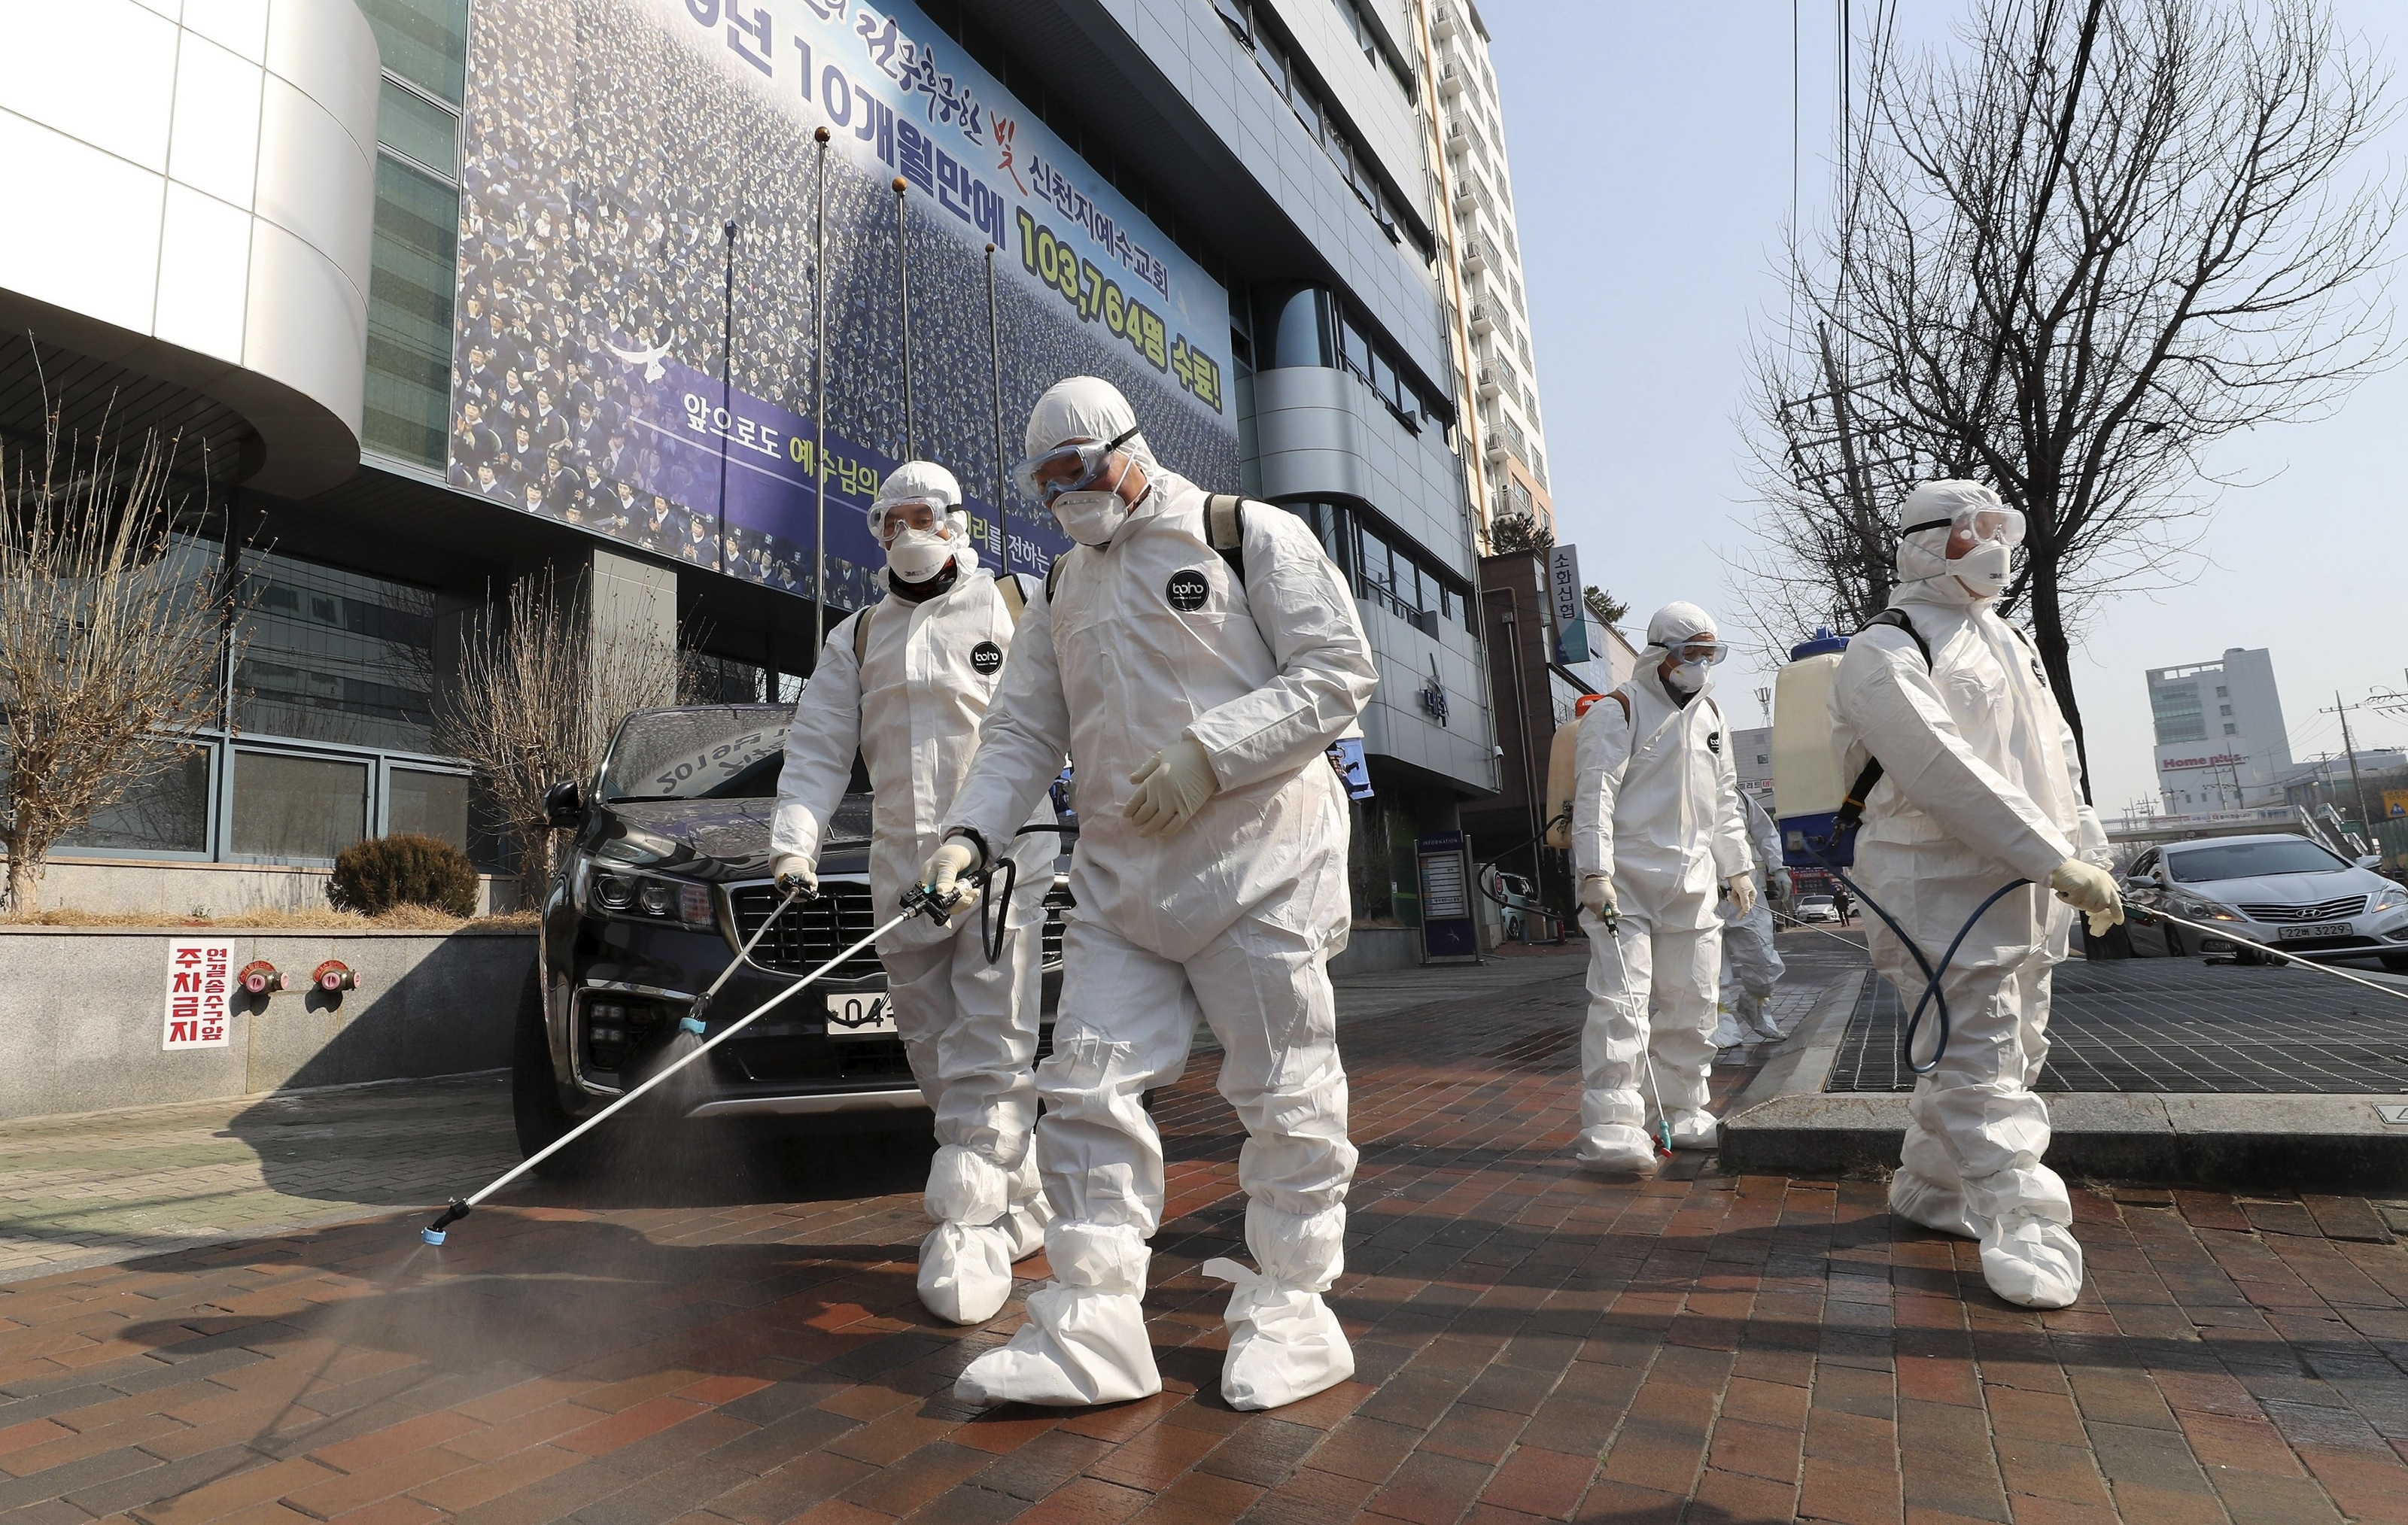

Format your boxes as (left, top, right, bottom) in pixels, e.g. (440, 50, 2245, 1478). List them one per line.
(1741, 0, 2400, 775)
(436, 569, 683, 888)
(0, 412, 234, 913)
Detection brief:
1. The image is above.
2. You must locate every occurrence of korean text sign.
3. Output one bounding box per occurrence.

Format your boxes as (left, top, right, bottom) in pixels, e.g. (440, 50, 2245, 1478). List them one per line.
(163, 940, 234, 1051)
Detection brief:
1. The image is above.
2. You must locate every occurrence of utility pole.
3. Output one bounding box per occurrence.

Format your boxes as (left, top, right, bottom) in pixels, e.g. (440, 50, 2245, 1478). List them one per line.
(1754, 685, 1772, 729)
(2321, 691, 2378, 842)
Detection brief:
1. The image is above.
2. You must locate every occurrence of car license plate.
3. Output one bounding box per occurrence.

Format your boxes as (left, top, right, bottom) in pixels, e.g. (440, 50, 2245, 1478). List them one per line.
(2276, 922, 2353, 940)
(824, 992, 896, 1036)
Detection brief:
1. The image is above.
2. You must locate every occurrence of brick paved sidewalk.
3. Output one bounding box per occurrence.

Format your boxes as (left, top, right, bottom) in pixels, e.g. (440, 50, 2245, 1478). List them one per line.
(3, 948, 2407, 1523)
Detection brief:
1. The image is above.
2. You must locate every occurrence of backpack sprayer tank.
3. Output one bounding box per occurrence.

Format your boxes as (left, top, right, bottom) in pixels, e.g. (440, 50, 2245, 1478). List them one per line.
(1771, 628, 1854, 869)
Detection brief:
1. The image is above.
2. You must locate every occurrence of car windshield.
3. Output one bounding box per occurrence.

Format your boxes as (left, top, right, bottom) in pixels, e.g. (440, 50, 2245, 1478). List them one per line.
(2165, 837, 2348, 883)
(600, 707, 789, 802)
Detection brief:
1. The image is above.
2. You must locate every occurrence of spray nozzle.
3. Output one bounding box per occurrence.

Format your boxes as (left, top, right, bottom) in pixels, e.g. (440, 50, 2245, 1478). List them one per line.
(1654, 1123, 1675, 1160)
(901, 880, 968, 925)
(421, 1197, 470, 1246)
(679, 1015, 707, 1037)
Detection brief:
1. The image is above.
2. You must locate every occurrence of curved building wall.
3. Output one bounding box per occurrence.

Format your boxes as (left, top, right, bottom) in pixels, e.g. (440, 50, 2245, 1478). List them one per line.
(0, 0, 379, 495)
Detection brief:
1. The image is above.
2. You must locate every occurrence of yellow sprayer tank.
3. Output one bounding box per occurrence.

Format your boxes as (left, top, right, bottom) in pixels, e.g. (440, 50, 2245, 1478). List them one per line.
(1771, 628, 1853, 867)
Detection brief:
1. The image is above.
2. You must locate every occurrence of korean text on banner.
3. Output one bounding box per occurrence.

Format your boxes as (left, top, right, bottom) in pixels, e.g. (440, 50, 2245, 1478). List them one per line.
(1548, 543, 1588, 664)
(164, 940, 235, 1050)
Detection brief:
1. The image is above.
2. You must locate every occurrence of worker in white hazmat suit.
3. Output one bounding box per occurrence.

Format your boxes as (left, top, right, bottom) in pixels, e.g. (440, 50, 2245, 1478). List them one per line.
(1831, 479, 2121, 1310)
(1569, 602, 1756, 1173)
(1713, 794, 1789, 1046)
(771, 460, 1054, 1326)
(919, 377, 1376, 1412)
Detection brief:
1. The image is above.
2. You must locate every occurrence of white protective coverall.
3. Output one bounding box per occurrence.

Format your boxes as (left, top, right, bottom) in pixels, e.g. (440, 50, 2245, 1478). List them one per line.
(771, 463, 1056, 1326)
(1713, 794, 1789, 1045)
(941, 378, 1376, 1412)
(1830, 480, 2111, 1310)
(1569, 603, 1755, 1170)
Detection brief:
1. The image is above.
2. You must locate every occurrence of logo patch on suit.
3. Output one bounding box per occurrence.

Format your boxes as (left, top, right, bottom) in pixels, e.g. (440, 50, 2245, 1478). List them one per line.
(969, 641, 1005, 676)
(1707, 731, 1722, 754)
(1165, 569, 1211, 612)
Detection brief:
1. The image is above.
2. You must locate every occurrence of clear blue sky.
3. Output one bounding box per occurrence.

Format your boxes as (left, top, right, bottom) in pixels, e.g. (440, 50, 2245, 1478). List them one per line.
(1484, 0, 2408, 813)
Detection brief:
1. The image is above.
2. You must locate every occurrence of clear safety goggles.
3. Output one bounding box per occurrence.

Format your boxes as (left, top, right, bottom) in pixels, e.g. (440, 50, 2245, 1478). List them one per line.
(1905, 504, 2025, 551)
(866, 497, 950, 544)
(1668, 638, 1730, 666)
(1011, 425, 1141, 503)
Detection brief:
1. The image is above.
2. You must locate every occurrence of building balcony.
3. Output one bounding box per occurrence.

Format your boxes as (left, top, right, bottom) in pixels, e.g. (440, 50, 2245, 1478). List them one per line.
(1432, 5, 1458, 40)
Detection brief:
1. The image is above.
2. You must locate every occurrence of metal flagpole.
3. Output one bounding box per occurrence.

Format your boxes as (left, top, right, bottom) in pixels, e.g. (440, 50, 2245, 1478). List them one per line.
(811, 126, 829, 652)
(985, 242, 1005, 549)
(716, 219, 737, 575)
(893, 177, 914, 459)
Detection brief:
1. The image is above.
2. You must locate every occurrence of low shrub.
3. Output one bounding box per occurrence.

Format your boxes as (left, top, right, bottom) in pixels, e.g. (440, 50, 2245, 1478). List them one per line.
(328, 834, 479, 918)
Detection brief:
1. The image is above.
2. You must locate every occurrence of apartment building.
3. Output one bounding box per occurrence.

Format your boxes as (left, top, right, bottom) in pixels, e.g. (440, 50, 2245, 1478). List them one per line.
(1403, 0, 1555, 545)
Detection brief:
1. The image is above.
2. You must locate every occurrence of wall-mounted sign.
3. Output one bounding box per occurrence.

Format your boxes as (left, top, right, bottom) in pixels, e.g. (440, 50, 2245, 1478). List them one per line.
(164, 940, 233, 1050)
(1548, 543, 1587, 664)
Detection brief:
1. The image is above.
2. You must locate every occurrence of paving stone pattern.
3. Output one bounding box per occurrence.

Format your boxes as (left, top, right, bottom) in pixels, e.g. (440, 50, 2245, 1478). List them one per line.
(1828, 956, 2408, 1094)
(0, 1080, 521, 1283)
(2, 945, 2408, 1521)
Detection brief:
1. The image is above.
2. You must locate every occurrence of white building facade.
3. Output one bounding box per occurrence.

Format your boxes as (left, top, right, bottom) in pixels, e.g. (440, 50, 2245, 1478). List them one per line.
(2148, 648, 2294, 813)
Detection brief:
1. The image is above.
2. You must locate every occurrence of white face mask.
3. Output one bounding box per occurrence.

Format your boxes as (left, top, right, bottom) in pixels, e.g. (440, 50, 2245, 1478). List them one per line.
(1665, 659, 1707, 694)
(1050, 491, 1129, 547)
(885, 526, 956, 582)
(1952, 540, 2011, 599)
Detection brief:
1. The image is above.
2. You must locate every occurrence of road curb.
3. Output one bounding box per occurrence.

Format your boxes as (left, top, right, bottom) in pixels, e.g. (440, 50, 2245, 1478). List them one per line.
(1720, 970, 2408, 1190)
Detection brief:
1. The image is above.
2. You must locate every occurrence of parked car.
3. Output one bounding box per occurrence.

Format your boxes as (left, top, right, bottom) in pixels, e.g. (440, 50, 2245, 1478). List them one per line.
(2121, 832, 2408, 969)
(515, 703, 1064, 1168)
(1792, 894, 1838, 923)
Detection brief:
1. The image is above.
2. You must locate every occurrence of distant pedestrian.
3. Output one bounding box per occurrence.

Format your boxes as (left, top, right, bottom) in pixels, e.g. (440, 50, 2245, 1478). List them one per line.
(1832, 885, 1853, 925)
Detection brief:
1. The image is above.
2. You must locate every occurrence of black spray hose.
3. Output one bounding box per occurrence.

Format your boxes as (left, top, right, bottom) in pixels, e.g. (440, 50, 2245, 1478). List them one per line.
(1798, 841, 2029, 1077)
(974, 822, 1078, 965)
(1474, 810, 1575, 927)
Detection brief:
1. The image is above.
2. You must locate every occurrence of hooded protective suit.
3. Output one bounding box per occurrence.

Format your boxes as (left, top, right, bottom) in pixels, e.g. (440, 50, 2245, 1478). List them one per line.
(772, 461, 1055, 1326)
(1569, 601, 1755, 1170)
(1830, 479, 2112, 1310)
(936, 378, 1376, 1411)
(1713, 794, 1789, 1044)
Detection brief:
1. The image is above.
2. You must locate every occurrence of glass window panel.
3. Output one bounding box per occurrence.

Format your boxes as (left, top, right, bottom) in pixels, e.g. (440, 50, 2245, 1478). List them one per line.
(377, 79, 458, 178)
(355, 0, 469, 104)
(364, 155, 458, 466)
(54, 746, 213, 855)
(232, 752, 369, 862)
(235, 551, 437, 750)
(388, 767, 471, 854)
(1270, 286, 1330, 369)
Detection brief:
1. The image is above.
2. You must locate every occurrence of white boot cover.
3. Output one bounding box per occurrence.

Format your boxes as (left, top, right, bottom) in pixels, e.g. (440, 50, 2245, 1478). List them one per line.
(998, 1147, 1052, 1262)
(1668, 1110, 1719, 1150)
(1710, 1004, 1747, 1049)
(920, 1145, 1015, 1326)
(1204, 1202, 1353, 1412)
(954, 1221, 1160, 1407)
(1980, 1211, 2084, 1309)
(1888, 1167, 1981, 1240)
(1575, 1124, 1660, 1175)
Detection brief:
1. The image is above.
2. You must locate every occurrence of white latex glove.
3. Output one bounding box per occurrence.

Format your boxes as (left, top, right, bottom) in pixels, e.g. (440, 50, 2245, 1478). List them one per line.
(1772, 867, 1795, 903)
(919, 839, 983, 914)
(1577, 874, 1617, 920)
(1124, 737, 1219, 836)
(2048, 857, 2124, 937)
(771, 853, 816, 897)
(1725, 872, 1758, 918)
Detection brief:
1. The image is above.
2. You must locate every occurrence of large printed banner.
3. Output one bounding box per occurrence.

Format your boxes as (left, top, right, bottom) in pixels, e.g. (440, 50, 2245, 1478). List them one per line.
(447, 0, 1237, 608)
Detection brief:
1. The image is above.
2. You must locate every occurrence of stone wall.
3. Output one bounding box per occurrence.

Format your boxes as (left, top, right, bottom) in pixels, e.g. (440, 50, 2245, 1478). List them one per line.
(0, 928, 534, 1120)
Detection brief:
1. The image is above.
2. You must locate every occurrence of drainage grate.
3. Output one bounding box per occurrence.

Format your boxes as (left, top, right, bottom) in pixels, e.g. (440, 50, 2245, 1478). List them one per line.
(1826, 957, 2408, 1094)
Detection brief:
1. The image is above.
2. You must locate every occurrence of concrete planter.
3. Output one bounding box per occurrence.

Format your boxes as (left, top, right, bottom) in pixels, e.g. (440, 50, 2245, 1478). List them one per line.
(0, 927, 534, 1120)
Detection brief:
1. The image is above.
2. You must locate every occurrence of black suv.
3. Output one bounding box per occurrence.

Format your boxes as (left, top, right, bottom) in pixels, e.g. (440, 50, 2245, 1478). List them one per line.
(514, 703, 1060, 1163)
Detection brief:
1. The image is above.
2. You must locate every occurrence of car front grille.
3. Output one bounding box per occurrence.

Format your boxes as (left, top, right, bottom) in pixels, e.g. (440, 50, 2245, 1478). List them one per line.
(2235, 895, 2366, 923)
(728, 881, 885, 980)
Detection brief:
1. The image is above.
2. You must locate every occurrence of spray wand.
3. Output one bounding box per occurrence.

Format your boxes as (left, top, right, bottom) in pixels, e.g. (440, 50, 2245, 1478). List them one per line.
(422, 877, 974, 1245)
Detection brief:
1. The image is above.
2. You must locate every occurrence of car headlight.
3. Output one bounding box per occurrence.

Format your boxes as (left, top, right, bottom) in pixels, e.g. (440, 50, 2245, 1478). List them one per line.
(2371, 882, 2406, 914)
(574, 859, 716, 928)
(2172, 894, 2241, 923)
